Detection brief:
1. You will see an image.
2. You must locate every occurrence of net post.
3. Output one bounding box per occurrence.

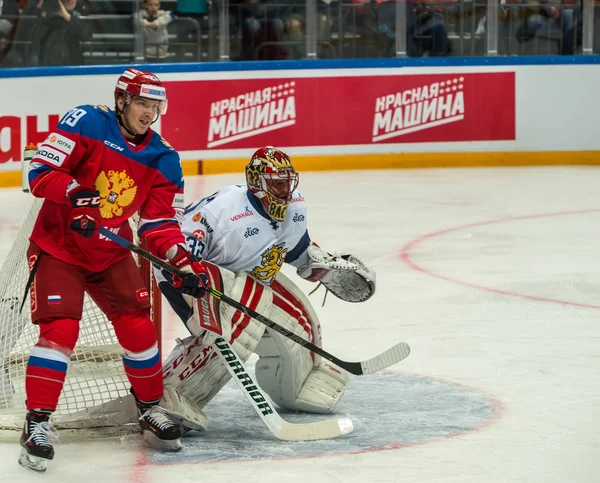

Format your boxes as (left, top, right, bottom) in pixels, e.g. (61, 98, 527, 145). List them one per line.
(138, 240, 162, 355)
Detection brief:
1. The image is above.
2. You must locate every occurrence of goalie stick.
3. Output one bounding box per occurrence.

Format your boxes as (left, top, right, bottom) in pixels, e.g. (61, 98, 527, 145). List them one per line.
(99, 227, 411, 375)
(212, 336, 353, 441)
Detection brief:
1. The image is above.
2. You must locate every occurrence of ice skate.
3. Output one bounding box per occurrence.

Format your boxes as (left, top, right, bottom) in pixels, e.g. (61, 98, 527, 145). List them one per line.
(18, 410, 58, 472)
(135, 397, 182, 452)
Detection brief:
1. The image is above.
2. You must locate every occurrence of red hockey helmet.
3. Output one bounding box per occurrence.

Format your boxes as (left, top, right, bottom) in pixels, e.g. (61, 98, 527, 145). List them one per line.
(114, 68, 168, 115)
(245, 147, 299, 222)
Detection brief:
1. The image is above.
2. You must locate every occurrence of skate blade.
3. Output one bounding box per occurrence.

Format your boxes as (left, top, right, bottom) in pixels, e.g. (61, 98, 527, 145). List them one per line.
(180, 423, 206, 436)
(142, 431, 182, 452)
(18, 448, 49, 473)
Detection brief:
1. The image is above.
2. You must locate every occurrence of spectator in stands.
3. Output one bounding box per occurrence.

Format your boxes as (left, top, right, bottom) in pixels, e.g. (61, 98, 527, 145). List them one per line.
(238, 0, 329, 60)
(134, 0, 174, 61)
(408, 2, 451, 57)
(515, 0, 582, 55)
(173, 0, 205, 61)
(0, 0, 41, 66)
(29, 0, 92, 66)
(0, 30, 7, 60)
(0, 18, 10, 55)
(0, 8, 12, 44)
(375, 0, 451, 57)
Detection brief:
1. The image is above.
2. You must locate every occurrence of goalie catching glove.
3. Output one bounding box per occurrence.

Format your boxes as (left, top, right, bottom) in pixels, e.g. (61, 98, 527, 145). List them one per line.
(167, 244, 210, 298)
(297, 243, 376, 303)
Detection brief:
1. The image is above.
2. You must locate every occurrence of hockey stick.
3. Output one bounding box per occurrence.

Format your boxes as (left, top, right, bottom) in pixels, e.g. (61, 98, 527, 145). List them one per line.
(99, 227, 411, 375)
(212, 336, 353, 441)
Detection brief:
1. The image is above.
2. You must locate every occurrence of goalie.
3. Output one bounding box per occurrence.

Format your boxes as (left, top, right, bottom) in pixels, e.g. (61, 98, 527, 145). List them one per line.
(155, 146, 376, 433)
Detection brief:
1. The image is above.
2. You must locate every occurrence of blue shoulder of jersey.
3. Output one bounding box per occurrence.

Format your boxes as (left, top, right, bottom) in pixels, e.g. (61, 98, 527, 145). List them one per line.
(56, 104, 112, 140)
(150, 133, 183, 189)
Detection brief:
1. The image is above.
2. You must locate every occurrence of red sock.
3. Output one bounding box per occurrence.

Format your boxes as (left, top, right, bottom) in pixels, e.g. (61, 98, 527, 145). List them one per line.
(112, 311, 163, 402)
(26, 318, 79, 411)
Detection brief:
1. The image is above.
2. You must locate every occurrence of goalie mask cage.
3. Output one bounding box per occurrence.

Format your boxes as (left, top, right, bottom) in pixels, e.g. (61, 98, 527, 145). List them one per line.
(0, 198, 162, 437)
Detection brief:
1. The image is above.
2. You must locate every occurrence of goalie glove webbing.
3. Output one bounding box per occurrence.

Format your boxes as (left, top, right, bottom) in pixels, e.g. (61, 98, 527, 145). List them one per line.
(298, 245, 376, 304)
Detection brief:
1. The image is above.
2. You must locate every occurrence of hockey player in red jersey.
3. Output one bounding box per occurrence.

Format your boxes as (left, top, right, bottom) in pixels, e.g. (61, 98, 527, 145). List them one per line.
(19, 68, 209, 472)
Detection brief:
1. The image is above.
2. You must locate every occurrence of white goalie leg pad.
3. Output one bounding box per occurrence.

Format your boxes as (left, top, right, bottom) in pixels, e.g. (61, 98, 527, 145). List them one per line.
(160, 383, 208, 432)
(295, 361, 350, 413)
(161, 270, 272, 426)
(254, 272, 349, 414)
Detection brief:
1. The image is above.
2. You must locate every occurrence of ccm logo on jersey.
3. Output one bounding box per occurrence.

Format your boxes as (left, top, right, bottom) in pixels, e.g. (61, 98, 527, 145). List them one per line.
(34, 147, 66, 167)
(104, 140, 124, 152)
(136, 288, 149, 301)
(293, 213, 305, 222)
(44, 132, 75, 154)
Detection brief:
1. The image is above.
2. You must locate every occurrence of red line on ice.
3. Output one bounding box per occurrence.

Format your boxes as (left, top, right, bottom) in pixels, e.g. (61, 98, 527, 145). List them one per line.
(399, 208, 600, 310)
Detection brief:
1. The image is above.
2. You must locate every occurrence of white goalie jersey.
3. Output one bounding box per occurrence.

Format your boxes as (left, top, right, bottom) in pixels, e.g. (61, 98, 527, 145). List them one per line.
(178, 184, 311, 284)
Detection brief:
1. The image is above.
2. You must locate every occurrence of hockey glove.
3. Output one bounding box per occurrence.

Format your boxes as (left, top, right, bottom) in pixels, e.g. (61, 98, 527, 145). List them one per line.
(297, 243, 376, 304)
(68, 184, 101, 238)
(168, 244, 210, 298)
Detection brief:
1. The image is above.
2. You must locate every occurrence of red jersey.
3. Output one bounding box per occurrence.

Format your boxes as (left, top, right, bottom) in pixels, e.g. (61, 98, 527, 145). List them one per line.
(28, 104, 186, 272)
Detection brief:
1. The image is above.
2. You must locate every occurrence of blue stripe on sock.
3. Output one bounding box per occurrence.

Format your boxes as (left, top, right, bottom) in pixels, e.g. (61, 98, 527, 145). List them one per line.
(27, 355, 68, 373)
(122, 351, 160, 369)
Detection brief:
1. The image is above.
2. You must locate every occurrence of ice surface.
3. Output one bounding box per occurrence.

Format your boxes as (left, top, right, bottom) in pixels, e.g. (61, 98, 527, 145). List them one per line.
(0, 167, 598, 483)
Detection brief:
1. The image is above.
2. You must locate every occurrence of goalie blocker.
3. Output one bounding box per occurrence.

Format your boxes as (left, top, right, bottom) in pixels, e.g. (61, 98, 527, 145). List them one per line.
(155, 258, 367, 432)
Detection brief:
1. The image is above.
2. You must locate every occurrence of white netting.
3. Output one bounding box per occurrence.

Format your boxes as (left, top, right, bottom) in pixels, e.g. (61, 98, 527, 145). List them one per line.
(0, 198, 150, 435)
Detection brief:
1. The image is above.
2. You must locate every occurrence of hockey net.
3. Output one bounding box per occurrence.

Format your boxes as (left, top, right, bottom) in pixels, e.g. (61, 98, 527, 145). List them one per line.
(0, 197, 162, 437)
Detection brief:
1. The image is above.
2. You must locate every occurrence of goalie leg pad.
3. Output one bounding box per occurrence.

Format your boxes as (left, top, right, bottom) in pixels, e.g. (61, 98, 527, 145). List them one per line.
(161, 271, 271, 414)
(160, 384, 208, 433)
(255, 333, 349, 414)
(295, 362, 349, 413)
(255, 272, 349, 414)
(162, 335, 227, 412)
